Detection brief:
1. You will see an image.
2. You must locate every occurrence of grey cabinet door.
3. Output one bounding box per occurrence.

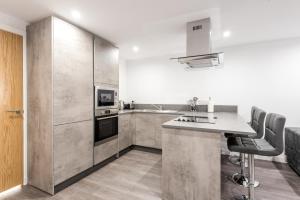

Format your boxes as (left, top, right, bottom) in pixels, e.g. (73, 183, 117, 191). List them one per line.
(134, 113, 178, 149)
(53, 120, 93, 185)
(154, 115, 179, 149)
(118, 114, 135, 151)
(94, 36, 119, 86)
(135, 113, 156, 148)
(53, 17, 93, 125)
(94, 138, 118, 165)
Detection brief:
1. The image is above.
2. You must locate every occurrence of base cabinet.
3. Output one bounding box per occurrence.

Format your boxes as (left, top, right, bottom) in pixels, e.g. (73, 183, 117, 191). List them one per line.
(54, 121, 93, 185)
(133, 113, 180, 149)
(154, 115, 177, 149)
(118, 114, 135, 151)
(135, 114, 156, 148)
(94, 138, 118, 165)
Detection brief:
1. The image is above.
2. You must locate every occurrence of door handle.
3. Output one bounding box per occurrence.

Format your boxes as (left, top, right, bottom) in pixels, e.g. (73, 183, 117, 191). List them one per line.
(6, 110, 24, 114)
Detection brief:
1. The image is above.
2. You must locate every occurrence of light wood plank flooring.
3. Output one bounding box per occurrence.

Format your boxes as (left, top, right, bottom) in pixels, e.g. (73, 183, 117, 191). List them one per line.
(0, 150, 299, 200)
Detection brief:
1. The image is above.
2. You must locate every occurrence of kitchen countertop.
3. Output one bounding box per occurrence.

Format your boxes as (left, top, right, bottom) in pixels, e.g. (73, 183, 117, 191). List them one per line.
(119, 109, 255, 136)
(162, 112, 256, 136)
(118, 109, 184, 115)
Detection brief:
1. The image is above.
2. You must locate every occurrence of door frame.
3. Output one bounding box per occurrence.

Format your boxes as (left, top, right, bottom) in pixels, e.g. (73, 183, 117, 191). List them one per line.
(0, 17, 28, 185)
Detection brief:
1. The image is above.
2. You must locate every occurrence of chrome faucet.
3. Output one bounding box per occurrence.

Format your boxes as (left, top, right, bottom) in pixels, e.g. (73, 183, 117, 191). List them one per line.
(151, 104, 163, 110)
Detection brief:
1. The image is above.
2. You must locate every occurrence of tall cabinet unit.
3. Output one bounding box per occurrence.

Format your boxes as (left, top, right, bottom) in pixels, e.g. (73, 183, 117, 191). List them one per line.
(93, 36, 120, 165)
(27, 17, 94, 194)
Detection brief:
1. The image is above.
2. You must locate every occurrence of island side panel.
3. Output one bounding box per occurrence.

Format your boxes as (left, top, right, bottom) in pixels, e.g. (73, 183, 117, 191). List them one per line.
(162, 128, 221, 200)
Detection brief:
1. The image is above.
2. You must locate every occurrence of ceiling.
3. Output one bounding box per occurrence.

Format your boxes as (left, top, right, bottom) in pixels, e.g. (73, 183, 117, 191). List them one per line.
(1, 0, 300, 60)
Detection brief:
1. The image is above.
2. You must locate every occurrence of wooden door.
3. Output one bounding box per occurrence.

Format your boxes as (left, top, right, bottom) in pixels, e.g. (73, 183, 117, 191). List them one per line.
(0, 29, 23, 192)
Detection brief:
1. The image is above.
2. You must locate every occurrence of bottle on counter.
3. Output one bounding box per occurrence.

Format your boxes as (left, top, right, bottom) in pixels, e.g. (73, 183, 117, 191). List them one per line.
(207, 97, 214, 113)
(130, 101, 135, 110)
(119, 100, 124, 110)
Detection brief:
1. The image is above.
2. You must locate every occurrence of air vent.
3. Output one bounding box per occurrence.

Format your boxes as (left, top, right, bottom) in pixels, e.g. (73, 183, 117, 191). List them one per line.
(192, 25, 202, 31)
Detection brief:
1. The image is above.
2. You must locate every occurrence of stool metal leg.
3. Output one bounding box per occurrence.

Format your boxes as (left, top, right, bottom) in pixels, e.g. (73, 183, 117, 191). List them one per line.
(234, 154, 255, 200)
(232, 153, 248, 186)
(248, 154, 255, 200)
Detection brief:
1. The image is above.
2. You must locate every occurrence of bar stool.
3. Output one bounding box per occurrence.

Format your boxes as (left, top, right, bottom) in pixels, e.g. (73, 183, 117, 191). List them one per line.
(225, 106, 266, 186)
(227, 113, 286, 200)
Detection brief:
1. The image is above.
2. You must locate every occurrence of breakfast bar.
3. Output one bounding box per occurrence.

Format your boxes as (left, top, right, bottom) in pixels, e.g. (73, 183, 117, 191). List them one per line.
(161, 112, 256, 200)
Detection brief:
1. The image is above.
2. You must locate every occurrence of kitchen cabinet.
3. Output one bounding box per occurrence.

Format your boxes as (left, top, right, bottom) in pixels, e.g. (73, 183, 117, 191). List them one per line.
(134, 113, 179, 149)
(53, 18, 93, 125)
(54, 121, 93, 185)
(94, 36, 119, 86)
(154, 115, 177, 149)
(94, 137, 118, 165)
(135, 113, 156, 148)
(27, 16, 93, 194)
(118, 114, 135, 151)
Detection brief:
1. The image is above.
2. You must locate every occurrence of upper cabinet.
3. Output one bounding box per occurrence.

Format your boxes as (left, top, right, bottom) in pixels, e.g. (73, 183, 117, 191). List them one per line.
(53, 18, 93, 125)
(94, 36, 119, 86)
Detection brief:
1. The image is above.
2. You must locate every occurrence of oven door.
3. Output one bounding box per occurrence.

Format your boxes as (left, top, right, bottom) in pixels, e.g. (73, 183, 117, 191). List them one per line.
(94, 114, 118, 145)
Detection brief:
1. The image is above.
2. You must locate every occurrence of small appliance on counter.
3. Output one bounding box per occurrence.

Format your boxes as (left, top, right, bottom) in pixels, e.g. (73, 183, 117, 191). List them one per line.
(123, 103, 130, 110)
(123, 100, 135, 110)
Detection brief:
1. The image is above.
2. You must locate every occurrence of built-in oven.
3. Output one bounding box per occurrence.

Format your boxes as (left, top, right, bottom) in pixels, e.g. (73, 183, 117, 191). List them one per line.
(95, 85, 118, 110)
(94, 113, 118, 145)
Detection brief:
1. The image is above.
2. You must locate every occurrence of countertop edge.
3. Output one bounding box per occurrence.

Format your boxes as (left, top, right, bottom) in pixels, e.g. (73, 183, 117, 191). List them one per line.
(161, 123, 255, 136)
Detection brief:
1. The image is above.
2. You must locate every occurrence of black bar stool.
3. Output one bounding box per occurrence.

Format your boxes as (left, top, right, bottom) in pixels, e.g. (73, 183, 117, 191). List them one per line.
(227, 113, 286, 200)
(225, 106, 266, 186)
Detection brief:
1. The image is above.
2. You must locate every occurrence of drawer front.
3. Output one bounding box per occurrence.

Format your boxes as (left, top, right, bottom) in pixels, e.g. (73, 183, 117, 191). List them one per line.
(94, 138, 118, 165)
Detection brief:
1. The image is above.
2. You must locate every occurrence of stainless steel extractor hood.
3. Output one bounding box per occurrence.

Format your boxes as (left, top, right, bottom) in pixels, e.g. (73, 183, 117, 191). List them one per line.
(171, 18, 224, 68)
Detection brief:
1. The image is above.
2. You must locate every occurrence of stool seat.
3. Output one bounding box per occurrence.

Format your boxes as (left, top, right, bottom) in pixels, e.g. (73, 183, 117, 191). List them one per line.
(227, 137, 278, 156)
(227, 113, 286, 200)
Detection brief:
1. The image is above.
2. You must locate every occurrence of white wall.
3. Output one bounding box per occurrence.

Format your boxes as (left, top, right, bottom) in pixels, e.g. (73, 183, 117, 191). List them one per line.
(121, 38, 300, 127)
(0, 11, 28, 184)
(119, 59, 128, 100)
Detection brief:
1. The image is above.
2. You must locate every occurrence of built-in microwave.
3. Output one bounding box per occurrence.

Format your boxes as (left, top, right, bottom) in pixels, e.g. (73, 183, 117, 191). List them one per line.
(95, 85, 118, 110)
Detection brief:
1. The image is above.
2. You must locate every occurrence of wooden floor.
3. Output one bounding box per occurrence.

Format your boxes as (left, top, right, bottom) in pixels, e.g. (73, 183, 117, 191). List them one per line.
(0, 150, 299, 200)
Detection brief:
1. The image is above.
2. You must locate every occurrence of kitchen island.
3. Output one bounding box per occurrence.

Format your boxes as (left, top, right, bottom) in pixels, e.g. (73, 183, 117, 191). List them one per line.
(161, 112, 256, 200)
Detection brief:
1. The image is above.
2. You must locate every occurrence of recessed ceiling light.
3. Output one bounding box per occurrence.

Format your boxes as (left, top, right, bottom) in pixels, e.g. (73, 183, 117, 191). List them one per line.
(132, 46, 139, 53)
(223, 30, 231, 38)
(71, 10, 81, 19)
